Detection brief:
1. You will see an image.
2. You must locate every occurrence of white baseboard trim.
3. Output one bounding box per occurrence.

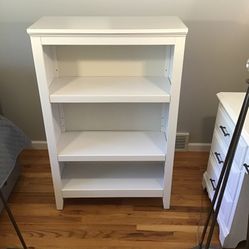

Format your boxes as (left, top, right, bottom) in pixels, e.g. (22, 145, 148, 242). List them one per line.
(31, 140, 48, 150)
(31, 140, 211, 152)
(188, 143, 211, 152)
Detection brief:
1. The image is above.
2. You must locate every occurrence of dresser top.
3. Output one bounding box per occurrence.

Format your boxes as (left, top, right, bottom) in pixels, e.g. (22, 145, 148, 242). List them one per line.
(27, 16, 188, 35)
(217, 92, 249, 143)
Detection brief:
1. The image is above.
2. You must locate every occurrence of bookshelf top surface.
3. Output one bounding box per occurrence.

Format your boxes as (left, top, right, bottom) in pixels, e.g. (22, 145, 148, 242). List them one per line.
(27, 16, 188, 35)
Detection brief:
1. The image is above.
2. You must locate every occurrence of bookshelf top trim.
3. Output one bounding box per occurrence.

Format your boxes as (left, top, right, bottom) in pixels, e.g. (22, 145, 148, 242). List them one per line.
(27, 16, 188, 36)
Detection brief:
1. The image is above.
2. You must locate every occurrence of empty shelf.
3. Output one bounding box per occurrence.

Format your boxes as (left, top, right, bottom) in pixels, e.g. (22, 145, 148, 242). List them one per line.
(57, 131, 166, 161)
(61, 163, 164, 198)
(49, 76, 171, 103)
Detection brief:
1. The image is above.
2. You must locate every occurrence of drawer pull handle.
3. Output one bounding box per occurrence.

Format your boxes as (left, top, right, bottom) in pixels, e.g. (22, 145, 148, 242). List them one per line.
(219, 125, 230, 137)
(243, 163, 249, 174)
(214, 152, 223, 164)
(209, 178, 217, 191)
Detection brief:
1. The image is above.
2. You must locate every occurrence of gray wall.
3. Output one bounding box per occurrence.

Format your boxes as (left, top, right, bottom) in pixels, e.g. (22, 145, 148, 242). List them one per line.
(0, 0, 249, 143)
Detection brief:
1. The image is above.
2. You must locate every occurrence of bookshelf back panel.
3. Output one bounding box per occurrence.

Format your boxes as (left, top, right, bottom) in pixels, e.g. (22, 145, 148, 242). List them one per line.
(61, 103, 167, 131)
(55, 45, 171, 77)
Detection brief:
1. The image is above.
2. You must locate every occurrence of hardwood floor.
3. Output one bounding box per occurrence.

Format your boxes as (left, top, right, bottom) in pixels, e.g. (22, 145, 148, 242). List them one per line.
(0, 150, 243, 249)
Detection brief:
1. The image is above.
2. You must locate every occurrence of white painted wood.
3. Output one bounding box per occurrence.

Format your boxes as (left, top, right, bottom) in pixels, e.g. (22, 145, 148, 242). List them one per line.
(203, 171, 233, 230)
(222, 173, 249, 248)
(61, 163, 164, 198)
(203, 93, 249, 248)
(57, 131, 166, 162)
(55, 45, 166, 77)
(43, 45, 58, 87)
(215, 104, 247, 168)
(30, 37, 64, 210)
(58, 104, 65, 132)
(166, 45, 174, 82)
(28, 16, 187, 210)
(49, 76, 171, 103)
(27, 16, 188, 35)
(40, 36, 179, 46)
(160, 103, 169, 132)
(32, 133, 197, 151)
(209, 131, 241, 199)
(63, 103, 163, 131)
(164, 46, 173, 79)
(163, 37, 186, 209)
(51, 104, 63, 143)
(217, 92, 249, 144)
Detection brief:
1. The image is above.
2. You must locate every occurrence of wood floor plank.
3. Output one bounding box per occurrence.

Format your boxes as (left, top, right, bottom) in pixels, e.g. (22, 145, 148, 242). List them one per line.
(0, 150, 226, 249)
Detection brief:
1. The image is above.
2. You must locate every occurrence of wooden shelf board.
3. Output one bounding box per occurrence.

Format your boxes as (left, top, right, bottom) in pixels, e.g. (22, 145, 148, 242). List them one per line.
(49, 76, 171, 103)
(61, 163, 164, 197)
(57, 131, 166, 161)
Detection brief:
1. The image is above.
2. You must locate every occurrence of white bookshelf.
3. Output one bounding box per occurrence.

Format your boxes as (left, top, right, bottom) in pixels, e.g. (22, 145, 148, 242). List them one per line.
(27, 16, 188, 210)
(57, 131, 166, 161)
(49, 76, 171, 103)
(62, 163, 164, 198)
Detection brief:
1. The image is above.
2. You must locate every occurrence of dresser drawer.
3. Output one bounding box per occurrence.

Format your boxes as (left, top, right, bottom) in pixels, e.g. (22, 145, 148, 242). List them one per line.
(204, 159, 233, 226)
(215, 106, 247, 168)
(216, 106, 233, 145)
(210, 131, 226, 168)
(241, 148, 249, 174)
(207, 150, 240, 200)
(206, 156, 223, 198)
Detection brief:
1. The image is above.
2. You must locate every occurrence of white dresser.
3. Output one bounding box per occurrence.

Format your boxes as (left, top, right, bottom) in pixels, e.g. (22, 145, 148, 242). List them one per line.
(203, 92, 249, 248)
(27, 16, 188, 210)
